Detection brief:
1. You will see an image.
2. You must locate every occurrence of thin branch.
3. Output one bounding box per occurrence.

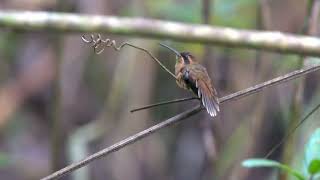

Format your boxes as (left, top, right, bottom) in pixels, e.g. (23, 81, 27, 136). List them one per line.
(81, 34, 176, 79)
(41, 64, 320, 180)
(265, 101, 320, 159)
(2, 11, 320, 56)
(131, 64, 320, 112)
(41, 105, 202, 180)
(219, 65, 320, 103)
(130, 97, 199, 113)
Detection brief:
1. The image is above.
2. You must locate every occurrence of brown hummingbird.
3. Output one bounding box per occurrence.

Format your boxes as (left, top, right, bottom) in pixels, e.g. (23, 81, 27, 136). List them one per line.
(160, 43, 220, 117)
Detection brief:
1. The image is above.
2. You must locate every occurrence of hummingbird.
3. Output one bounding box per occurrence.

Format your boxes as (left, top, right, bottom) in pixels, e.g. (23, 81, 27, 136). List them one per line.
(160, 43, 220, 117)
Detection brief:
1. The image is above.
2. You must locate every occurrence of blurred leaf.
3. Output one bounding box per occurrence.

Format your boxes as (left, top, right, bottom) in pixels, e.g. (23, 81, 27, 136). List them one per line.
(305, 129, 320, 167)
(242, 159, 305, 180)
(305, 129, 320, 175)
(214, 0, 256, 28)
(242, 159, 279, 168)
(146, 0, 256, 28)
(148, 0, 201, 23)
(0, 152, 10, 167)
(215, 0, 254, 17)
(308, 159, 320, 175)
(304, 57, 320, 66)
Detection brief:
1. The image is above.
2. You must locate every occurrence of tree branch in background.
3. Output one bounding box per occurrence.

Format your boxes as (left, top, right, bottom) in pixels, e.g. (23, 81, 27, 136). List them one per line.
(1, 11, 320, 56)
(303, 0, 320, 35)
(81, 34, 176, 79)
(41, 64, 320, 180)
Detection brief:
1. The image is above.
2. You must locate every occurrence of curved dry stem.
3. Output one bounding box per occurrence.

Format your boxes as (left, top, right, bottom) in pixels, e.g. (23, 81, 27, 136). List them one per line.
(82, 34, 176, 79)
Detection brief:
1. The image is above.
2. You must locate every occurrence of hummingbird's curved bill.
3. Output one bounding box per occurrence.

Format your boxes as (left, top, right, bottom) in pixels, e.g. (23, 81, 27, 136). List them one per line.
(160, 43, 220, 117)
(159, 43, 181, 56)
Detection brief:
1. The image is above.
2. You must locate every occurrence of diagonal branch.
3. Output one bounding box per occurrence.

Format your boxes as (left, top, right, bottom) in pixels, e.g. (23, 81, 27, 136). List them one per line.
(219, 65, 320, 103)
(41, 64, 320, 180)
(2, 11, 320, 56)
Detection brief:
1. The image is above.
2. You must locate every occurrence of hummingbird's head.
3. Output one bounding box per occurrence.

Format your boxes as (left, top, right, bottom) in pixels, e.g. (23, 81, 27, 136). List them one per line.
(159, 43, 196, 65)
(179, 52, 196, 65)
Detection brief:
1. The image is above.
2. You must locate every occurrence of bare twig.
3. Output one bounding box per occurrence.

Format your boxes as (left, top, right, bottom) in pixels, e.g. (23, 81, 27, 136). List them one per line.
(219, 65, 320, 103)
(41, 64, 320, 180)
(265, 101, 320, 159)
(2, 11, 320, 56)
(82, 34, 176, 79)
(130, 97, 199, 112)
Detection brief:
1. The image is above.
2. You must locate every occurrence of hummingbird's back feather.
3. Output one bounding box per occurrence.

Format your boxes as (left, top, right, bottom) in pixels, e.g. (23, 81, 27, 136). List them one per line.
(179, 65, 220, 117)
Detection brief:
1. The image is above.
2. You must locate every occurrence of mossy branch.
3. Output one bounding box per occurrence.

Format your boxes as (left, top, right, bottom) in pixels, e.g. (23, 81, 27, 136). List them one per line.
(1, 11, 320, 56)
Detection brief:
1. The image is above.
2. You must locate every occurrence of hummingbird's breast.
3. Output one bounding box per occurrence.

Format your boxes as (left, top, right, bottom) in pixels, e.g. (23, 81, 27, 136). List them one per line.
(175, 64, 198, 95)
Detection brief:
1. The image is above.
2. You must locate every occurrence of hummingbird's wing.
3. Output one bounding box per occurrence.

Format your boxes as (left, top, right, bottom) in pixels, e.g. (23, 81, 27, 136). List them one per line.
(196, 78, 220, 117)
(184, 65, 220, 117)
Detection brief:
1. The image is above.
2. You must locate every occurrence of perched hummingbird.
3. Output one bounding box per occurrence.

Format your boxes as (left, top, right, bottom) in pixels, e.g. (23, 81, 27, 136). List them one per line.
(160, 44, 220, 117)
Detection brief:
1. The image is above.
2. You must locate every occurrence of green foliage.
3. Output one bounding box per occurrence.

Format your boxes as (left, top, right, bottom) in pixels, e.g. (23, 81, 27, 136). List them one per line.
(308, 159, 320, 175)
(214, 0, 256, 28)
(146, 0, 256, 28)
(305, 128, 320, 176)
(242, 159, 305, 180)
(304, 57, 320, 66)
(242, 128, 320, 180)
(147, 0, 201, 23)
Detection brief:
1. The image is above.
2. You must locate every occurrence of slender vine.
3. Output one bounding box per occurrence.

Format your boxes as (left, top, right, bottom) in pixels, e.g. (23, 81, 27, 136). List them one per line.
(81, 34, 177, 79)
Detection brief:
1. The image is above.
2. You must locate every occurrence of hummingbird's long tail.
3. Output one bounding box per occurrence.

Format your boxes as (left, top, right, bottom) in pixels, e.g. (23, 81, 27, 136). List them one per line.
(196, 80, 220, 117)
